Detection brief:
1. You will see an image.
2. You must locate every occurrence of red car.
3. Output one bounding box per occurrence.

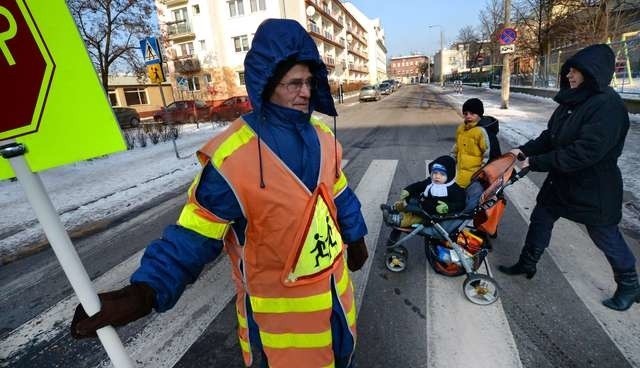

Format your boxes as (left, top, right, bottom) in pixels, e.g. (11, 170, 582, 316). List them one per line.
(153, 100, 211, 124)
(210, 96, 252, 122)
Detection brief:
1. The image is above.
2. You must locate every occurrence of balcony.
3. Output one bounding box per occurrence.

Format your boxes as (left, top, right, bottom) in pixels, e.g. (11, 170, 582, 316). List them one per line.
(166, 21, 195, 41)
(173, 56, 201, 74)
(323, 55, 335, 67)
(161, 0, 188, 6)
(307, 22, 344, 49)
(305, 0, 344, 29)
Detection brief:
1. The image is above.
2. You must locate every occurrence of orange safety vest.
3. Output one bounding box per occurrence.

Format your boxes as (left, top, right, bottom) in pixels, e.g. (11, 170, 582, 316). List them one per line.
(191, 117, 357, 368)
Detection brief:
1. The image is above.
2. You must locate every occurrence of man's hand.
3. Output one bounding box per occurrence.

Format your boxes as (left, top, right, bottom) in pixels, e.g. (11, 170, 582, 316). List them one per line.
(70, 283, 156, 339)
(346, 238, 368, 271)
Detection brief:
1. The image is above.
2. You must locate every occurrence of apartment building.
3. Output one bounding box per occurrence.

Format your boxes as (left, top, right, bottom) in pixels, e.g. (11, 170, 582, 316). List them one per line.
(389, 55, 428, 84)
(155, 0, 387, 100)
(342, 2, 388, 85)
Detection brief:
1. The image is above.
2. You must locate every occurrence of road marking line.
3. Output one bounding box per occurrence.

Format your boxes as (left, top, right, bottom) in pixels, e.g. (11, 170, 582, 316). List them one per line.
(425, 158, 522, 368)
(351, 160, 398, 310)
(505, 175, 640, 367)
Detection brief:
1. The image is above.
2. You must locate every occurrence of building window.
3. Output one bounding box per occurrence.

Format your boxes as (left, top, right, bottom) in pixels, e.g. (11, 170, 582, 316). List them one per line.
(199, 39, 206, 51)
(233, 35, 249, 52)
(238, 71, 245, 85)
(192, 4, 200, 14)
(180, 42, 194, 57)
(204, 73, 212, 84)
(188, 76, 201, 91)
(108, 90, 118, 106)
(249, 0, 265, 12)
(228, 0, 244, 17)
(124, 87, 148, 105)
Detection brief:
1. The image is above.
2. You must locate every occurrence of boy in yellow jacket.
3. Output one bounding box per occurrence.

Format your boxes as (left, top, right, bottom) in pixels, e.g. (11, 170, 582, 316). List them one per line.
(452, 98, 491, 187)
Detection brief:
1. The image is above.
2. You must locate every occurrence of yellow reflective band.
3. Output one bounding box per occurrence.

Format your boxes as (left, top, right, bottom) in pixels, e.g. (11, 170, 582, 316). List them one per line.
(177, 203, 229, 239)
(345, 302, 356, 327)
(333, 171, 348, 195)
(322, 363, 335, 368)
(250, 291, 332, 313)
(310, 117, 334, 135)
(239, 336, 250, 353)
(335, 269, 349, 296)
(260, 329, 332, 349)
(237, 312, 248, 328)
(212, 124, 255, 168)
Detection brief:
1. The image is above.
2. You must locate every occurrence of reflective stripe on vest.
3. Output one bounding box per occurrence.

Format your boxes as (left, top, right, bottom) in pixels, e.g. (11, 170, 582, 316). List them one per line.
(177, 171, 230, 239)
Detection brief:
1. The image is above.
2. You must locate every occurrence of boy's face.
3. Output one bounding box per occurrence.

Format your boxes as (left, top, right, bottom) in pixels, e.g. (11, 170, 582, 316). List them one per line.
(463, 111, 480, 124)
(431, 171, 447, 184)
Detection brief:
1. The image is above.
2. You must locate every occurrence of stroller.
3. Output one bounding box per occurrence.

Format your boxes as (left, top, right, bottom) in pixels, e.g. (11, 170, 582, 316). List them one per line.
(380, 153, 529, 305)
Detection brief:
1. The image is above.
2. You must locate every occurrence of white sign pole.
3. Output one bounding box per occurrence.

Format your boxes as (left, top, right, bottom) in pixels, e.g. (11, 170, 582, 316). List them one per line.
(1, 142, 134, 368)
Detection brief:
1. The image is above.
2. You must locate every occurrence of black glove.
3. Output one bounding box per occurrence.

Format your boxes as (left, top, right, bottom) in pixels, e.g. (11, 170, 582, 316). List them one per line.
(346, 238, 368, 271)
(70, 283, 156, 339)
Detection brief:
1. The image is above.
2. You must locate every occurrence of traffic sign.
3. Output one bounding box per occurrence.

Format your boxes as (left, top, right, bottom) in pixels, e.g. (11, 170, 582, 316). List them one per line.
(140, 37, 162, 65)
(177, 76, 189, 91)
(147, 63, 165, 84)
(500, 44, 515, 54)
(499, 27, 517, 45)
(0, 1, 126, 180)
(0, 0, 54, 136)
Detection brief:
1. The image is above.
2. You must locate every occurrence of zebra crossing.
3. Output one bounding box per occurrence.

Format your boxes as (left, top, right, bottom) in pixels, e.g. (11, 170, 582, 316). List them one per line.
(1, 158, 639, 367)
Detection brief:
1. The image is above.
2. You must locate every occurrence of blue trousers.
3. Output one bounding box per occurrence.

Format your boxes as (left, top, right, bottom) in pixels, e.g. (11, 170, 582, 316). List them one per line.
(525, 204, 637, 272)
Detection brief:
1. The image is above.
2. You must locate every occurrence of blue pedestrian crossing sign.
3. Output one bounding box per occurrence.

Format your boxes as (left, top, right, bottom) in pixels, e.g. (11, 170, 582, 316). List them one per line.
(140, 37, 162, 65)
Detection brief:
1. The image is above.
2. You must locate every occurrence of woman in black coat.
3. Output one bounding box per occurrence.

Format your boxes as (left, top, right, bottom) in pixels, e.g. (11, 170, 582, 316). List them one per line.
(498, 44, 640, 311)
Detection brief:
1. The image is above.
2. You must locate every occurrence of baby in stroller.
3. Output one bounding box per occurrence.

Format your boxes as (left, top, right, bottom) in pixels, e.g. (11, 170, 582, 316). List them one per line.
(379, 153, 528, 305)
(381, 155, 466, 245)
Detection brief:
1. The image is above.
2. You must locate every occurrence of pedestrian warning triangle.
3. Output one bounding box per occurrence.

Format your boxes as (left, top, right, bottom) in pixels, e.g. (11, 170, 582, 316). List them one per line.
(145, 41, 157, 61)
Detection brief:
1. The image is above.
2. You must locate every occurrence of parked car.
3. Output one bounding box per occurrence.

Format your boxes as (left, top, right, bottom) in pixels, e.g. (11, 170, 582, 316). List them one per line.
(153, 100, 211, 124)
(359, 85, 381, 102)
(378, 82, 392, 95)
(112, 106, 140, 129)
(381, 79, 398, 92)
(210, 96, 252, 121)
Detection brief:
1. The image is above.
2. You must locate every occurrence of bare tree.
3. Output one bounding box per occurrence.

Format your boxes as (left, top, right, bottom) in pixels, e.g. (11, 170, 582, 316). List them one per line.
(457, 25, 480, 43)
(570, 0, 640, 43)
(67, 0, 156, 92)
(479, 0, 504, 65)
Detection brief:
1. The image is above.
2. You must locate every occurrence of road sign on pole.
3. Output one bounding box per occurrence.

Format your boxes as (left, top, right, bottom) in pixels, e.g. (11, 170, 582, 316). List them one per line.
(500, 44, 515, 54)
(139, 37, 162, 65)
(147, 63, 165, 83)
(499, 27, 517, 45)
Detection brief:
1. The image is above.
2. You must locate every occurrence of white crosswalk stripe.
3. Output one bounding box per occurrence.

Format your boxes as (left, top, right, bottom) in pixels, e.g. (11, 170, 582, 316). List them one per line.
(504, 175, 640, 367)
(422, 159, 523, 368)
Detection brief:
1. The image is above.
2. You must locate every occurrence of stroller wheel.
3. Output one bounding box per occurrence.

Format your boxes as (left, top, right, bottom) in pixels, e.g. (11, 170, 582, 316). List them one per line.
(463, 274, 499, 305)
(385, 246, 408, 272)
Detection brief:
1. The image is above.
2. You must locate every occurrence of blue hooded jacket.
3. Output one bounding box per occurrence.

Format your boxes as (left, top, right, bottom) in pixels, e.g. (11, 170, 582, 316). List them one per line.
(131, 19, 367, 327)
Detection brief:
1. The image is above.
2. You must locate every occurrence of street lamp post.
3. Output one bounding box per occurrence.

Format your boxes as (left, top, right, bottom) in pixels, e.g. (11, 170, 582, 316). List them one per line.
(429, 25, 445, 87)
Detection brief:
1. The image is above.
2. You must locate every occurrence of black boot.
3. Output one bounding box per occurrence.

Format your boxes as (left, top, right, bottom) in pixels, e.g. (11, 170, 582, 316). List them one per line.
(497, 247, 543, 279)
(602, 271, 640, 311)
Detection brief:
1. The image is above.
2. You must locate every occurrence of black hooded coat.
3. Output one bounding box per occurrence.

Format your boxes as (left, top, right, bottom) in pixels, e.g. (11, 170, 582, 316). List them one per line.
(520, 44, 629, 225)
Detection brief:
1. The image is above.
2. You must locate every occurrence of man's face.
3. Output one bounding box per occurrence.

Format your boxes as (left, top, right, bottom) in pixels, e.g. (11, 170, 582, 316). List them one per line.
(270, 64, 314, 113)
(463, 111, 480, 124)
(431, 171, 447, 184)
(567, 67, 584, 89)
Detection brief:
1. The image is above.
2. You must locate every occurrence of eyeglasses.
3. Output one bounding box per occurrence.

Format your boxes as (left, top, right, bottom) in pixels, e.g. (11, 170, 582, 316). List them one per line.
(278, 78, 318, 93)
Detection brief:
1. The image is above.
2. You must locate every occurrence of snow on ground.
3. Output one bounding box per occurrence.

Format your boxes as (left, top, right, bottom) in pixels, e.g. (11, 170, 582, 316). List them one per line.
(0, 123, 226, 263)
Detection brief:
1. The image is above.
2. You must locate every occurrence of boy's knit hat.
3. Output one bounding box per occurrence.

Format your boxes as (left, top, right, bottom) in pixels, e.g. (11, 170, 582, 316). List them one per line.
(428, 155, 456, 183)
(431, 163, 447, 176)
(462, 98, 484, 116)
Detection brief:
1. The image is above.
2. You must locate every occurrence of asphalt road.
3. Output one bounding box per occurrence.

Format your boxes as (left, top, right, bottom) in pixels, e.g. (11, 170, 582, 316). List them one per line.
(1, 85, 638, 368)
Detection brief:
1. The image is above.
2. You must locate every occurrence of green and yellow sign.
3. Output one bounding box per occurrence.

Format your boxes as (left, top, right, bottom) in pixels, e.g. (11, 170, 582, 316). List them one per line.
(0, 0, 126, 180)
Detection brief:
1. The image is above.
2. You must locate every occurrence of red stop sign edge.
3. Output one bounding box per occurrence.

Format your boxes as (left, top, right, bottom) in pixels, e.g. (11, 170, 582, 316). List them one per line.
(2, 0, 56, 140)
